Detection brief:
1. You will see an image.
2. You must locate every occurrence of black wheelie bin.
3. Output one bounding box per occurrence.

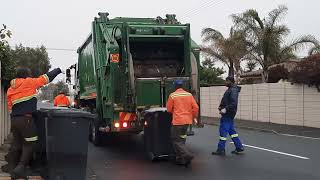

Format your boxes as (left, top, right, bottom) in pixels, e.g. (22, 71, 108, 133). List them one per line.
(41, 108, 94, 180)
(143, 107, 175, 161)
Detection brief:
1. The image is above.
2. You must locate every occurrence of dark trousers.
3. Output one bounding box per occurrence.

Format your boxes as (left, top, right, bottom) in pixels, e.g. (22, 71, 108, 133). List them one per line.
(171, 125, 193, 162)
(217, 117, 243, 151)
(10, 115, 38, 166)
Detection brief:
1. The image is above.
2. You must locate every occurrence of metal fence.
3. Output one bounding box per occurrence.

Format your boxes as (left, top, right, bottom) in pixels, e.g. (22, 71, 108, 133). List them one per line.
(0, 62, 11, 146)
(201, 82, 320, 128)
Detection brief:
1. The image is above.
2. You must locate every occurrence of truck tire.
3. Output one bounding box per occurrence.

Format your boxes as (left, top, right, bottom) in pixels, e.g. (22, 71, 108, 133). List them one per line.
(89, 121, 92, 141)
(91, 116, 103, 146)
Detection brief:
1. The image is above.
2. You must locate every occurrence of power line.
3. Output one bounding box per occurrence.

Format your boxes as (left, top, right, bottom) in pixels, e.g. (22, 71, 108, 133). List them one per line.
(188, 0, 224, 17)
(179, 0, 224, 19)
(181, 0, 217, 17)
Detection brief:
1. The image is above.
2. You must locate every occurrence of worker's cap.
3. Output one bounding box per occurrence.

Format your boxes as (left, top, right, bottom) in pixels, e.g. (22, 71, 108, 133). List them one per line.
(174, 79, 183, 86)
(226, 76, 235, 83)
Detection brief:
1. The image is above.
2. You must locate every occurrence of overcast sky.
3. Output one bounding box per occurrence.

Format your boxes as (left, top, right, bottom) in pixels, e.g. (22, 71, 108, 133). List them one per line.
(1, 0, 319, 81)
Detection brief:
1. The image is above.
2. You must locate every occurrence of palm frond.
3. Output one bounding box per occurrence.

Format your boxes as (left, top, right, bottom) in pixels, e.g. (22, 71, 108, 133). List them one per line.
(285, 35, 320, 53)
(231, 10, 261, 33)
(308, 46, 320, 55)
(245, 9, 264, 29)
(271, 25, 290, 38)
(244, 52, 264, 68)
(267, 5, 288, 28)
(201, 28, 224, 43)
(200, 46, 229, 66)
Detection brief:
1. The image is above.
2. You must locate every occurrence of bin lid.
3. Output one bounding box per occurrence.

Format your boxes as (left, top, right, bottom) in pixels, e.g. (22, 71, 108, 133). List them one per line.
(39, 108, 95, 119)
(145, 107, 167, 113)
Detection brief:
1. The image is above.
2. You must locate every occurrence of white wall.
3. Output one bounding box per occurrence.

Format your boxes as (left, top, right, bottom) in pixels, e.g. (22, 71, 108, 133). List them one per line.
(200, 82, 320, 128)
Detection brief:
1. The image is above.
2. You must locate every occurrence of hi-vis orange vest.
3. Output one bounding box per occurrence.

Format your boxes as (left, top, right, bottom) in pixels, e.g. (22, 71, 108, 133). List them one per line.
(7, 74, 49, 110)
(54, 94, 70, 107)
(166, 88, 199, 125)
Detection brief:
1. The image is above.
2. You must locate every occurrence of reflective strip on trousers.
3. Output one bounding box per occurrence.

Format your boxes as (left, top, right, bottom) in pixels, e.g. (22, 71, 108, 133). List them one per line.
(180, 135, 187, 139)
(220, 136, 227, 141)
(231, 134, 239, 138)
(25, 136, 38, 142)
(57, 105, 68, 107)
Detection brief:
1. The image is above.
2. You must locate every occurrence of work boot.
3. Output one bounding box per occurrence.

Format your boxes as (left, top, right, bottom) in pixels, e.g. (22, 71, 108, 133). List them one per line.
(231, 148, 245, 155)
(1, 163, 14, 173)
(4, 153, 10, 162)
(187, 131, 195, 136)
(184, 155, 194, 168)
(175, 157, 185, 166)
(11, 164, 28, 179)
(2, 152, 20, 173)
(211, 150, 226, 156)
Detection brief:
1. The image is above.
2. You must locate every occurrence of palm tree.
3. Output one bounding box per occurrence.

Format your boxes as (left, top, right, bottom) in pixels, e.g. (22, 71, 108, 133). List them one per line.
(201, 28, 247, 79)
(232, 5, 319, 82)
(308, 46, 320, 55)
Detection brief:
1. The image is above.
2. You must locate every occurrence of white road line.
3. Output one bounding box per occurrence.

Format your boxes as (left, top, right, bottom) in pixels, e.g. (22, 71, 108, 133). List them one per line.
(278, 133, 320, 140)
(230, 142, 310, 160)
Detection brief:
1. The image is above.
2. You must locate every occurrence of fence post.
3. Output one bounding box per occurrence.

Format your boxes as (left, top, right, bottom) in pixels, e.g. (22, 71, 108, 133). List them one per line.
(284, 82, 287, 125)
(302, 85, 305, 127)
(268, 83, 270, 124)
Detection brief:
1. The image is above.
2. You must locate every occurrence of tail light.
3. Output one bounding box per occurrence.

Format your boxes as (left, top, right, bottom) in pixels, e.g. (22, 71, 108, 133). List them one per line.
(122, 122, 128, 128)
(114, 122, 120, 128)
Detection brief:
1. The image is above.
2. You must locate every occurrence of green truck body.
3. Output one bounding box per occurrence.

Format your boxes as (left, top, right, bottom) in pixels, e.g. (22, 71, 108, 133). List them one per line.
(74, 13, 200, 144)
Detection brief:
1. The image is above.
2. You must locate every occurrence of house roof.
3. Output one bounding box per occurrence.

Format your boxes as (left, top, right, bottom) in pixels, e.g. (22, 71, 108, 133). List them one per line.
(240, 70, 263, 78)
(240, 59, 300, 78)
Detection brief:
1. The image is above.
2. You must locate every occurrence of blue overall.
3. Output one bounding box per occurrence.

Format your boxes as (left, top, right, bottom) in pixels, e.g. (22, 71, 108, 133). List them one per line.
(217, 85, 243, 151)
(218, 117, 243, 151)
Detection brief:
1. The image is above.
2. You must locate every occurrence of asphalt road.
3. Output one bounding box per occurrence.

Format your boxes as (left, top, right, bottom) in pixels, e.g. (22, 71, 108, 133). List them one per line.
(86, 125, 320, 180)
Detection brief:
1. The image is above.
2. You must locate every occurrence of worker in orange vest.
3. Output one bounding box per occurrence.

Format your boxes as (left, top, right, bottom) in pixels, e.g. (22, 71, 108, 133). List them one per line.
(5, 67, 61, 178)
(54, 91, 70, 107)
(166, 79, 199, 167)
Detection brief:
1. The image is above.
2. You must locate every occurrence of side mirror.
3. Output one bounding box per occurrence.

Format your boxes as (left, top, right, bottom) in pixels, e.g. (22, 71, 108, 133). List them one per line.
(66, 69, 71, 77)
(66, 69, 71, 84)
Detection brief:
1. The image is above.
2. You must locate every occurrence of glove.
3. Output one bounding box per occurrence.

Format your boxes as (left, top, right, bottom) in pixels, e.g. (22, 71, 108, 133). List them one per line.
(193, 118, 198, 124)
(220, 108, 227, 114)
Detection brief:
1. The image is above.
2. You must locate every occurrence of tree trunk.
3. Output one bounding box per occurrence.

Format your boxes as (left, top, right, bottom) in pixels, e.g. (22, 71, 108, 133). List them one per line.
(228, 61, 235, 77)
(262, 70, 269, 83)
(234, 59, 241, 84)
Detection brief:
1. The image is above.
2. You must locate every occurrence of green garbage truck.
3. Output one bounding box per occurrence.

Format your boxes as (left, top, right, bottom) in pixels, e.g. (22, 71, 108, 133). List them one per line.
(69, 13, 201, 145)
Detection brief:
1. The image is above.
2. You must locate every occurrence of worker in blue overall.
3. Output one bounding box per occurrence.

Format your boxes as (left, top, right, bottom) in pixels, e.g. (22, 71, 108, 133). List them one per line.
(212, 76, 244, 156)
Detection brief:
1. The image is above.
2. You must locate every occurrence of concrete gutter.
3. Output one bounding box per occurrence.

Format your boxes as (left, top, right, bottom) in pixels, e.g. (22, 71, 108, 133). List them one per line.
(201, 116, 320, 139)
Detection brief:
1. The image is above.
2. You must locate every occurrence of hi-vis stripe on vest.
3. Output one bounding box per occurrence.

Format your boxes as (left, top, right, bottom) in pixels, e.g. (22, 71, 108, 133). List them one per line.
(170, 92, 192, 99)
(12, 94, 37, 105)
(119, 112, 136, 121)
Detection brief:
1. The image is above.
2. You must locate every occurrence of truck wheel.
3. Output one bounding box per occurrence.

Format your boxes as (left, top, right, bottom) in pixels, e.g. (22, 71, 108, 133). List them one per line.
(91, 118, 103, 146)
(88, 121, 93, 142)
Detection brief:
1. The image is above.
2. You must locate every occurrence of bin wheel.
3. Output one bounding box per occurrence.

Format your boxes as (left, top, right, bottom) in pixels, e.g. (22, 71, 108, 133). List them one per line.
(91, 119, 103, 146)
